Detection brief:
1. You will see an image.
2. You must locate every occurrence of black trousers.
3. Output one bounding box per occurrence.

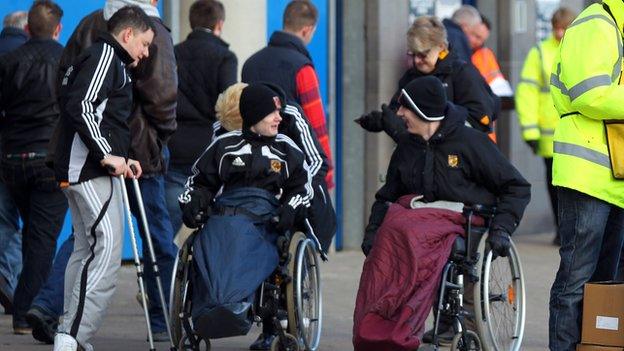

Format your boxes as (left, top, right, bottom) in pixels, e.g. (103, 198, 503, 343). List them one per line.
(0, 157, 67, 322)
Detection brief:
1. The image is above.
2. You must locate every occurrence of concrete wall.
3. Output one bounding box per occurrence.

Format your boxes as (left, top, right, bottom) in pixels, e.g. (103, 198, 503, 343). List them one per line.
(171, 0, 267, 80)
(340, 0, 366, 249)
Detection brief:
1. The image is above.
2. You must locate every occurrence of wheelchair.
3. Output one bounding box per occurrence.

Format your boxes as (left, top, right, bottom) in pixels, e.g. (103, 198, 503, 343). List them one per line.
(169, 226, 323, 351)
(424, 205, 526, 351)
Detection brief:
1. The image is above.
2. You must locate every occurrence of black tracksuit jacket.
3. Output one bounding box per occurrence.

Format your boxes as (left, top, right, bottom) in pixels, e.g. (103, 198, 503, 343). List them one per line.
(212, 97, 328, 185)
(180, 129, 312, 212)
(54, 34, 134, 183)
(367, 103, 531, 236)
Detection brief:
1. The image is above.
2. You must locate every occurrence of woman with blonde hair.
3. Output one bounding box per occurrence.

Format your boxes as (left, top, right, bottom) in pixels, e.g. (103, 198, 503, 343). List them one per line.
(214, 82, 247, 132)
(357, 16, 497, 139)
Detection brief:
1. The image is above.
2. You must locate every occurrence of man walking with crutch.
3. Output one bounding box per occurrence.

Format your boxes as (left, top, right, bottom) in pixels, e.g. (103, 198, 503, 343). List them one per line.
(51, 6, 154, 351)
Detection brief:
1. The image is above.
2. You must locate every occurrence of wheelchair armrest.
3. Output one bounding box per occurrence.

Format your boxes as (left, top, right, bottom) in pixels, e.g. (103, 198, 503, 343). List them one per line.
(463, 204, 497, 218)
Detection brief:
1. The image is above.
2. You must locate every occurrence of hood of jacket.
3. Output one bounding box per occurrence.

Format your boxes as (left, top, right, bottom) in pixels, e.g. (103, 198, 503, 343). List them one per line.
(268, 31, 312, 61)
(187, 28, 230, 48)
(103, 0, 160, 20)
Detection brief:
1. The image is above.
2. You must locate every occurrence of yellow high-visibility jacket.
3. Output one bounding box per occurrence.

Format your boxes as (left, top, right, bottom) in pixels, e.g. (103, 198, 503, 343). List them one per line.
(550, 0, 624, 208)
(516, 36, 560, 157)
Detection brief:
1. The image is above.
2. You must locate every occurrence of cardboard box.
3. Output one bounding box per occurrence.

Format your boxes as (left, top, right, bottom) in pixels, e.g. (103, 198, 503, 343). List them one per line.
(581, 282, 624, 347)
(577, 344, 624, 351)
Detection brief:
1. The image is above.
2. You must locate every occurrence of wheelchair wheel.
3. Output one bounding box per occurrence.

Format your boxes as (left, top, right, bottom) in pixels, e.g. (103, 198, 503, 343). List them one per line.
(170, 238, 193, 347)
(178, 333, 211, 351)
(270, 333, 300, 351)
(450, 330, 481, 351)
(286, 232, 322, 351)
(473, 234, 526, 351)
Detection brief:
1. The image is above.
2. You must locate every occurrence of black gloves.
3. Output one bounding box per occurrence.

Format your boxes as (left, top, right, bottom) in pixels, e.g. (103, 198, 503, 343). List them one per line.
(526, 140, 539, 154)
(487, 230, 511, 258)
(361, 224, 379, 256)
(181, 188, 212, 229)
(275, 205, 296, 233)
(354, 110, 384, 132)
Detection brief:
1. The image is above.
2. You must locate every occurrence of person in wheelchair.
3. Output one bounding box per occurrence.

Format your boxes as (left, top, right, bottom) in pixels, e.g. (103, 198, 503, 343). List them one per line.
(178, 83, 312, 349)
(353, 76, 530, 351)
(212, 81, 337, 255)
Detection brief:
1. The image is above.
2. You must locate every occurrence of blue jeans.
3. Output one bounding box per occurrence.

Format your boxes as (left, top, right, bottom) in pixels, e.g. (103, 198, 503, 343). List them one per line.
(164, 165, 192, 234)
(127, 174, 176, 333)
(549, 187, 624, 351)
(0, 181, 21, 292)
(31, 235, 73, 318)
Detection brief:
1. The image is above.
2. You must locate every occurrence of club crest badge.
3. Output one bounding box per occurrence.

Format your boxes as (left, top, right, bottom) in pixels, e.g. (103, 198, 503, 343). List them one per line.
(448, 154, 459, 168)
(271, 160, 282, 173)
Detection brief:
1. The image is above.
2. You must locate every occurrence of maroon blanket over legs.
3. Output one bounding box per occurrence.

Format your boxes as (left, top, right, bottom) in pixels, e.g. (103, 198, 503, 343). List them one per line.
(353, 196, 471, 351)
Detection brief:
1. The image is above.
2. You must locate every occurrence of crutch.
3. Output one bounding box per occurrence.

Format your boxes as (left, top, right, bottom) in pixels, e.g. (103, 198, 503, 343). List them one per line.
(128, 165, 175, 350)
(118, 173, 156, 351)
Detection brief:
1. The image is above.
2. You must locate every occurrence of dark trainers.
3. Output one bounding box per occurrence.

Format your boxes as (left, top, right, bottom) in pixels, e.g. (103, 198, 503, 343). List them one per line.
(26, 306, 58, 344)
(422, 326, 454, 345)
(249, 333, 276, 350)
(0, 275, 13, 314)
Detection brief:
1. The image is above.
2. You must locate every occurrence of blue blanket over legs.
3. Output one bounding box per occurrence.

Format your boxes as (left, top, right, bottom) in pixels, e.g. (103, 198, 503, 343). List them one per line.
(191, 188, 280, 339)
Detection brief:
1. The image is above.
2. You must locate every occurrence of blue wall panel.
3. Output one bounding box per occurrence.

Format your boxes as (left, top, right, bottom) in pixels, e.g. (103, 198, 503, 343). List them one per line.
(266, 0, 329, 111)
(0, 1, 163, 45)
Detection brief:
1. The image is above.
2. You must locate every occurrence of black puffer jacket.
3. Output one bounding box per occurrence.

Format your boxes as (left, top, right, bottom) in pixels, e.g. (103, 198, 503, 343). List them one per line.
(367, 103, 530, 236)
(389, 51, 498, 134)
(0, 38, 63, 154)
(169, 28, 237, 168)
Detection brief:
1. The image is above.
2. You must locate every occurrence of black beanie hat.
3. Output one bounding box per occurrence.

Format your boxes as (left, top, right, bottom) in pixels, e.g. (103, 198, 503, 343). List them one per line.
(398, 76, 447, 121)
(239, 83, 282, 129)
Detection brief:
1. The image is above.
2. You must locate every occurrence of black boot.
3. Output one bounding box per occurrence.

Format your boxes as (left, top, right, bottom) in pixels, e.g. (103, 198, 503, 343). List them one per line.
(422, 321, 454, 345)
(249, 333, 276, 350)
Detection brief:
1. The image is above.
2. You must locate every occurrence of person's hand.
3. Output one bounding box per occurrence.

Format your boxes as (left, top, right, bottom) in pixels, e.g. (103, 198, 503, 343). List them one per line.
(275, 205, 296, 233)
(101, 155, 127, 176)
(354, 110, 384, 132)
(486, 230, 511, 258)
(361, 224, 379, 256)
(525, 140, 539, 154)
(180, 189, 212, 228)
(380, 104, 397, 122)
(126, 159, 142, 179)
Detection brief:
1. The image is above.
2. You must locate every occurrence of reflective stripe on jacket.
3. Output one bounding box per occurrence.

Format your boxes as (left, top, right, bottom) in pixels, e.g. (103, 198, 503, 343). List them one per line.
(516, 36, 560, 157)
(549, 0, 624, 208)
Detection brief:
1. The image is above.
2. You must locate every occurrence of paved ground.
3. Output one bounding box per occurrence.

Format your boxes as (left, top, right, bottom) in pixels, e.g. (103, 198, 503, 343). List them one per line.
(1, 232, 560, 351)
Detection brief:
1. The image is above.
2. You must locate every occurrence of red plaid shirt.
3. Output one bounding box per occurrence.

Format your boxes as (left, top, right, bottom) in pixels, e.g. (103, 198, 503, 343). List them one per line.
(296, 65, 334, 189)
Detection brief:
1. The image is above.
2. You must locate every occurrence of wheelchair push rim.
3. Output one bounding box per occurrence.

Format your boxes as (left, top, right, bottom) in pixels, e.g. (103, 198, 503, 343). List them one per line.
(170, 237, 194, 348)
(474, 235, 526, 351)
(286, 232, 322, 351)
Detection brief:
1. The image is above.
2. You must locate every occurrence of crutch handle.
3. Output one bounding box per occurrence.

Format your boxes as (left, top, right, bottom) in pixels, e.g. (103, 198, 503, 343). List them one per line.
(129, 164, 138, 176)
